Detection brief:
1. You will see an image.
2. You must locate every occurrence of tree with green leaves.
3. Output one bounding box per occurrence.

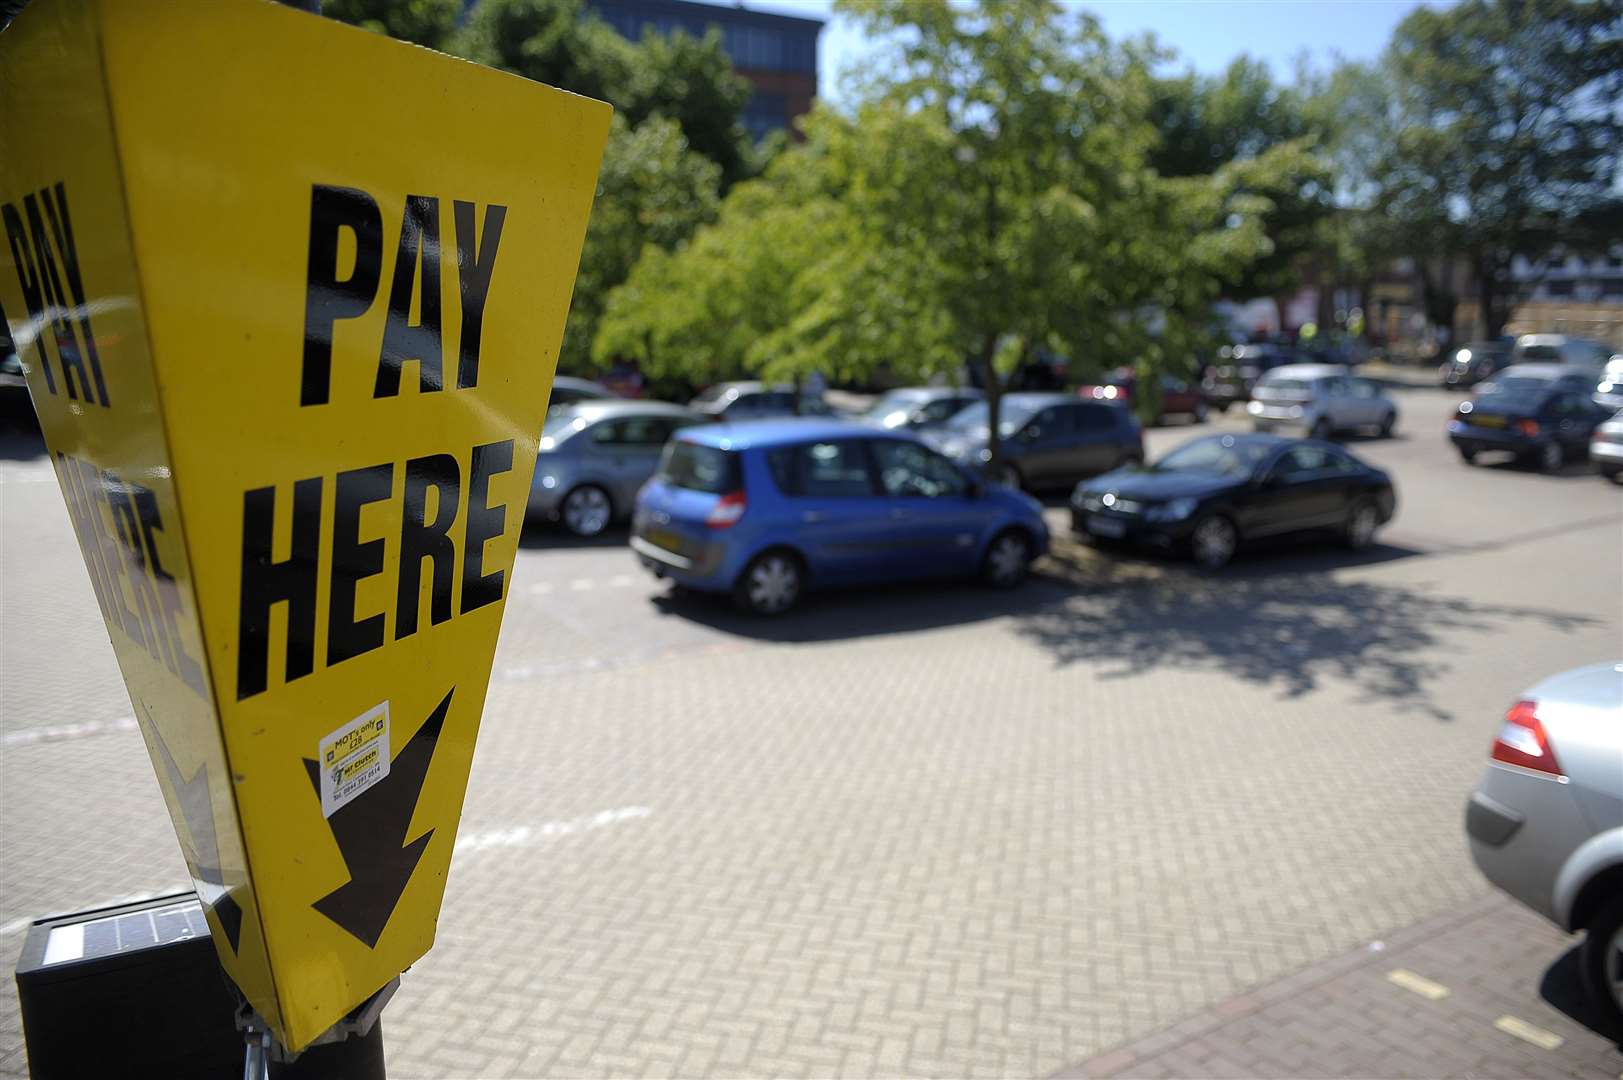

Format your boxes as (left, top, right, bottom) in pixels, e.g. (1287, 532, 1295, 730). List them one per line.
(603, 0, 1288, 454)
(324, 0, 460, 50)
(1379, 0, 1622, 338)
(565, 115, 722, 373)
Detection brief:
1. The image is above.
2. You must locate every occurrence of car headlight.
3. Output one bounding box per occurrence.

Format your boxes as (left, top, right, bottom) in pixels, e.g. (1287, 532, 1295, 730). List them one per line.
(1246, 400, 1262, 414)
(977, 448, 992, 462)
(1147, 497, 1197, 522)
(1287, 405, 1303, 418)
(536, 472, 558, 489)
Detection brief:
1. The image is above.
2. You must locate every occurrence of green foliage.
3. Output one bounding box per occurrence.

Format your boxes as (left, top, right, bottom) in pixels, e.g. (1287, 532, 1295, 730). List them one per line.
(325, 0, 461, 49)
(1378, 0, 1622, 334)
(603, 0, 1278, 441)
(452, 0, 636, 106)
(566, 115, 722, 373)
(1149, 58, 1336, 303)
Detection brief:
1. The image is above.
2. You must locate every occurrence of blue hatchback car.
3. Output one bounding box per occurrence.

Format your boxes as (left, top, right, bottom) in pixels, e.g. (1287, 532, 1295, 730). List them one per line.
(631, 419, 1049, 613)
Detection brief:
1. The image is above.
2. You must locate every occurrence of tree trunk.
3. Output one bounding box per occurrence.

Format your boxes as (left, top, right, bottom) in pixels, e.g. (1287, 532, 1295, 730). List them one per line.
(1478, 260, 1505, 340)
(791, 373, 802, 416)
(975, 334, 1002, 476)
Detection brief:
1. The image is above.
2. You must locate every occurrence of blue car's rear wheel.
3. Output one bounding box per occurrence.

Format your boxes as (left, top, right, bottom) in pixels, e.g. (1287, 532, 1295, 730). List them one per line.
(734, 550, 803, 615)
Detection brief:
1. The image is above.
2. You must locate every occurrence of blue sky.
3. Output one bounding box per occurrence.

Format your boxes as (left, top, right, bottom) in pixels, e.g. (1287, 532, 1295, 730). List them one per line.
(693, 0, 1432, 102)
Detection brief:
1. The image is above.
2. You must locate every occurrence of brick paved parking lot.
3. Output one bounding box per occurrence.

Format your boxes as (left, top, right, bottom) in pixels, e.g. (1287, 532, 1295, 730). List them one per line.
(1059, 892, 1623, 1079)
(2, 380, 1620, 1078)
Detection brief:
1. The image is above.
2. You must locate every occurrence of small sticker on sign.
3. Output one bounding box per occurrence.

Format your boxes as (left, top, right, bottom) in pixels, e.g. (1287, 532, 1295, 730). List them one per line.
(319, 702, 390, 818)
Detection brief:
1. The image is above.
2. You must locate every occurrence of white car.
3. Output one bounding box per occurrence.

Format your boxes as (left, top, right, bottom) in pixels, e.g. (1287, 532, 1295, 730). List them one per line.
(1247, 364, 1398, 439)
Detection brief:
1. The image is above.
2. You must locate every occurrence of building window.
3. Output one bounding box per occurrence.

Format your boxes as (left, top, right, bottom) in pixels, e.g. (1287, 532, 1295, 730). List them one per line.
(742, 91, 787, 140)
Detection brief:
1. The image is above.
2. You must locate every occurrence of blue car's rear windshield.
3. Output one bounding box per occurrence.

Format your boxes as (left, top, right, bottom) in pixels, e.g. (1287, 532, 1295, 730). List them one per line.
(658, 441, 742, 493)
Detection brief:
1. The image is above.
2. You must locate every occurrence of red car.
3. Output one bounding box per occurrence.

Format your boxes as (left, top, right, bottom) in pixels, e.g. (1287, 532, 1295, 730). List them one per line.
(1076, 369, 1208, 425)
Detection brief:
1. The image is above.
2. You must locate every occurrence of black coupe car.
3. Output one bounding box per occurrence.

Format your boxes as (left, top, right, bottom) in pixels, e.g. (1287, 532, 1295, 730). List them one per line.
(1071, 433, 1397, 569)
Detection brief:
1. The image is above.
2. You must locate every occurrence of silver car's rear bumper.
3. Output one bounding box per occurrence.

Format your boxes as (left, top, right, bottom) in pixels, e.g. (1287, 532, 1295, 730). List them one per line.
(1467, 762, 1592, 929)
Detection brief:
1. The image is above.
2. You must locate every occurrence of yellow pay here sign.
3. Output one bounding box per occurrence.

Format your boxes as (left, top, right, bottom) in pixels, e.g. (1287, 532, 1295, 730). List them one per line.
(0, 0, 609, 1051)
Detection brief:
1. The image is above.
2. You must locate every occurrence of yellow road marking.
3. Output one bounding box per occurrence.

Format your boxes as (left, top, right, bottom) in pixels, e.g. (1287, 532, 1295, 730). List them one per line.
(1494, 1016, 1564, 1051)
(1386, 968, 1450, 1000)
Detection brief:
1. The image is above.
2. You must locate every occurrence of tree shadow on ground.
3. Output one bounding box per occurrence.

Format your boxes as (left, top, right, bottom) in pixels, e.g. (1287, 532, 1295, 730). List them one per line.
(652, 532, 1597, 721)
(1015, 537, 1599, 720)
(1540, 944, 1623, 1048)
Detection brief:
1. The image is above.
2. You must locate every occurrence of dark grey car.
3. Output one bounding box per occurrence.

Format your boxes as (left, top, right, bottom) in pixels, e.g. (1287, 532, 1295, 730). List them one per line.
(529, 401, 704, 536)
(924, 393, 1143, 491)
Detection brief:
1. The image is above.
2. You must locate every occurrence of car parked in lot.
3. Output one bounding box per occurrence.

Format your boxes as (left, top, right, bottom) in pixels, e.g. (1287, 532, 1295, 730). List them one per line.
(1510, 333, 1612, 372)
(924, 393, 1142, 491)
(1466, 662, 1623, 1029)
(1201, 343, 1297, 412)
(1438, 341, 1510, 389)
(690, 381, 835, 421)
(548, 375, 616, 412)
(529, 401, 703, 536)
(1077, 369, 1208, 425)
(631, 420, 1049, 614)
(1449, 365, 1615, 472)
(858, 387, 982, 432)
(1592, 355, 1623, 414)
(1071, 433, 1396, 570)
(1591, 411, 1623, 484)
(1247, 364, 1398, 439)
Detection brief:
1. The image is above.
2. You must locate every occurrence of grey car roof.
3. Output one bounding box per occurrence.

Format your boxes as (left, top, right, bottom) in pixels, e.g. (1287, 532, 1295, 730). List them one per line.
(557, 399, 702, 422)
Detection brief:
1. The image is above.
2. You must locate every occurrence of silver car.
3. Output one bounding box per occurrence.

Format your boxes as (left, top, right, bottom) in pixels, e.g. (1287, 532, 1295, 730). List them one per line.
(1466, 662, 1623, 1027)
(1247, 364, 1398, 439)
(1592, 410, 1623, 484)
(529, 401, 704, 536)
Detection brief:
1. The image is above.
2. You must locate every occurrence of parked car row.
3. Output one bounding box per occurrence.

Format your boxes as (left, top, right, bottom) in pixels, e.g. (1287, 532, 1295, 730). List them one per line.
(1447, 363, 1619, 474)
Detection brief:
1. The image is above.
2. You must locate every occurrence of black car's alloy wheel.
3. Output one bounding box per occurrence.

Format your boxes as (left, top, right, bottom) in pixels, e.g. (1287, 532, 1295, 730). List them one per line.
(1190, 515, 1238, 570)
(1344, 500, 1379, 550)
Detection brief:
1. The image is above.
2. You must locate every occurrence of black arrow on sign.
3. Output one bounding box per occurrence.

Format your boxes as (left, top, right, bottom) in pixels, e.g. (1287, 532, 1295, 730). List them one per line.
(302, 687, 451, 948)
(138, 703, 243, 953)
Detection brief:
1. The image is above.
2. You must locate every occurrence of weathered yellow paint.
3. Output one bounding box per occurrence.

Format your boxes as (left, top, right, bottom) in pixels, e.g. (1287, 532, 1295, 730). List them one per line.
(0, 0, 609, 1050)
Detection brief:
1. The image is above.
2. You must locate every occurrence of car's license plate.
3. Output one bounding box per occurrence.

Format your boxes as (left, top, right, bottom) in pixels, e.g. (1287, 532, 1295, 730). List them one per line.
(1088, 516, 1126, 539)
(1472, 414, 1506, 429)
(645, 527, 683, 553)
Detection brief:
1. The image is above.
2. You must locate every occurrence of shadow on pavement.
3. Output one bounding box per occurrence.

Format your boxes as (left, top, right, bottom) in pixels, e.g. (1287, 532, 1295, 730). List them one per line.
(1540, 944, 1623, 1048)
(517, 519, 630, 551)
(1016, 537, 1598, 720)
(0, 415, 46, 461)
(651, 533, 1597, 720)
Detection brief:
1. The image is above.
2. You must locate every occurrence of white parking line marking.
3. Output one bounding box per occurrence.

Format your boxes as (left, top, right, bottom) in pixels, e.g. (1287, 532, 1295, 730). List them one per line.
(607, 574, 634, 587)
(1386, 968, 1449, 1000)
(2, 716, 139, 749)
(527, 582, 553, 595)
(453, 806, 651, 854)
(569, 579, 594, 591)
(1493, 1015, 1563, 1050)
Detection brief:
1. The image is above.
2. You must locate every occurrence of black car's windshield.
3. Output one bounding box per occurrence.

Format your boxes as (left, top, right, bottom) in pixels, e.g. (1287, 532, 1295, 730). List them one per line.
(1156, 436, 1273, 477)
(947, 399, 1042, 436)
